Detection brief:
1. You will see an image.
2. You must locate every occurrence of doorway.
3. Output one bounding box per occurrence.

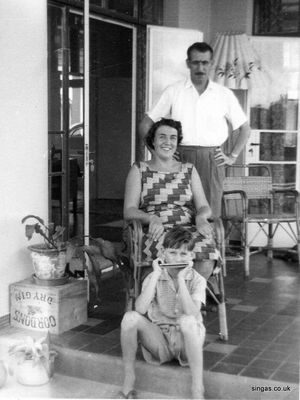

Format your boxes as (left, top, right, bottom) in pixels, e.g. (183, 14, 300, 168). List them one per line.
(88, 16, 136, 241)
(48, 6, 136, 242)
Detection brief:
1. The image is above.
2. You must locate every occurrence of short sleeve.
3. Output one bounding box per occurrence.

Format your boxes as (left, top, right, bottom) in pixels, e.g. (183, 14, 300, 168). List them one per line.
(141, 272, 153, 293)
(191, 271, 207, 305)
(147, 85, 174, 122)
(225, 89, 248, 131)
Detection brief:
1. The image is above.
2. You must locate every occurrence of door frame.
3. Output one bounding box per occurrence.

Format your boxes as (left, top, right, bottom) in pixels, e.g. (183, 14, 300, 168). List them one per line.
(83, 2, 137, 242)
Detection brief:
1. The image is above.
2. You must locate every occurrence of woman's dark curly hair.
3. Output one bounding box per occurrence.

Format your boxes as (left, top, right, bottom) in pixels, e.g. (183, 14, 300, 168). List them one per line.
(145, 118, 183, 150)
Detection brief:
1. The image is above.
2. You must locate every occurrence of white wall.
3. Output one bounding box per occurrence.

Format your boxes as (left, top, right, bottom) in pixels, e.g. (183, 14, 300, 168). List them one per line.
(164, 0, 254, 44)
(164, 0, 211, 40)
(209, 0, 253, 43)
(0, 0, 48, 317)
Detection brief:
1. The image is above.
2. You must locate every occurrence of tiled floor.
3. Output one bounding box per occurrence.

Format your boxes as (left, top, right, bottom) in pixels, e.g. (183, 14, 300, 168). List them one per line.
(49, 252, 299, 387)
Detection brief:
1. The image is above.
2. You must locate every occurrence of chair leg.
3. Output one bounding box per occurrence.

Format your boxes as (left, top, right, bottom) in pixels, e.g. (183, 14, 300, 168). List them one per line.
(218, 302, 228, 341)
(243, 221, 250, 278)
(217, 267, 228, 341)
(267, 223, 273, 260)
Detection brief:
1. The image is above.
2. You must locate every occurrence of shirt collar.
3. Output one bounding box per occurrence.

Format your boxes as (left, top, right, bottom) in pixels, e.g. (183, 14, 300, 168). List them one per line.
(184, 77, 214, 92)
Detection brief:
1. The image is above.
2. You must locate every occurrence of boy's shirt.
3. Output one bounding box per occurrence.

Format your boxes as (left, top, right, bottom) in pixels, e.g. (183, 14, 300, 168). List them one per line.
(141, 268, 206, 326)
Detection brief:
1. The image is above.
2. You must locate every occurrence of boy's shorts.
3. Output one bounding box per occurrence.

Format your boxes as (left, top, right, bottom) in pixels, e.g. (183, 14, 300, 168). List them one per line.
(140, 320, 204, 367)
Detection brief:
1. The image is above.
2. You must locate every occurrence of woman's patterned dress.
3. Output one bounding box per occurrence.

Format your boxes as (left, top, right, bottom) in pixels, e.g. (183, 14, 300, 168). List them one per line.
(138, 161, 219, 262)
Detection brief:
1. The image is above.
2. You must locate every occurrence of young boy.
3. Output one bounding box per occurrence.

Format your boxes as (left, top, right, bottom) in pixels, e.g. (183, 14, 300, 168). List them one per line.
(119, 226, 206, 399)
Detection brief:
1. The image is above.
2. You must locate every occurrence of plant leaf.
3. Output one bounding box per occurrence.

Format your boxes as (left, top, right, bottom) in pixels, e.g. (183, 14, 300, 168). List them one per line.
(21, 215, 45, 225)
(25, 225, 37, 240)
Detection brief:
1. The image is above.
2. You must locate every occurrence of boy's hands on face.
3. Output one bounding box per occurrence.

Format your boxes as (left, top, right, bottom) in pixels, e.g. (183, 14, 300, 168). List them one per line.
(152, 258, 163, 276)
(177, 261, 193, 280)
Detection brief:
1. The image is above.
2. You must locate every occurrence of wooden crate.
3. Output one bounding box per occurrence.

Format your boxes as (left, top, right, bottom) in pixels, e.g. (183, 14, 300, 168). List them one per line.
(10, 277, 87, 334)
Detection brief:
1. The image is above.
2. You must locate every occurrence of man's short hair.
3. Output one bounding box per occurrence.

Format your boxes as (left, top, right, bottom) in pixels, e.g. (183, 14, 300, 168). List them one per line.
(163, 226, 195, 251)
(187, 42, 213, 60)
(145, 118, 183, 151)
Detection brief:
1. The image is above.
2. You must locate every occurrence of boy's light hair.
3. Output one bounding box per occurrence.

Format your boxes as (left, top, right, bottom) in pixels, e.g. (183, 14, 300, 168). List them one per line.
(163, 226, 195, 251)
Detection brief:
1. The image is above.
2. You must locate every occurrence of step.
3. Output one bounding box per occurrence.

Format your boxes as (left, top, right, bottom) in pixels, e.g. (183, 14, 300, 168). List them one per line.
(0, 373, 172, 399)
(54, 345, 299, 400)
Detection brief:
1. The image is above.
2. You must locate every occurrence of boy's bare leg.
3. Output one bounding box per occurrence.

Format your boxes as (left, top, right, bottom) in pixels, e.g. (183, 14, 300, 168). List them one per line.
(179, 315, 206, 399)
(121, 310, 166, 396)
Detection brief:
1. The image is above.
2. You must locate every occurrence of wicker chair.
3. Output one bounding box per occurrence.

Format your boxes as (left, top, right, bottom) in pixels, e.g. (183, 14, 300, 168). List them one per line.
(127, 218, 228, 341)
(222, 164, 300, 278)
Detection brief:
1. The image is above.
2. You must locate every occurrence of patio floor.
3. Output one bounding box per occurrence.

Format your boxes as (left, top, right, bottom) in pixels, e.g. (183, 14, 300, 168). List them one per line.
(51, 253, 300, 384)
(0, 253, 299, 399)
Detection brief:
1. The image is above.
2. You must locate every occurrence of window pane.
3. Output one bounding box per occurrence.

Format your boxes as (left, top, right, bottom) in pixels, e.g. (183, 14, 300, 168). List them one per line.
(48, 4, 63, 132)
(90, 0, 137, 17)
(259, 132, 297, 161)
(254, 0, 300, 36)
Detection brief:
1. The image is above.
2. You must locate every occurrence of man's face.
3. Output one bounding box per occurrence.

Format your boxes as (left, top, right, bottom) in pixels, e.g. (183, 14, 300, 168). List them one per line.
(186, 50, 213, 85)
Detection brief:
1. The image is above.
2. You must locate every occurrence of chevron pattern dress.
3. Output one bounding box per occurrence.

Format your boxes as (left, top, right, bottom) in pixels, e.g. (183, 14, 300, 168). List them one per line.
(138, 162, 218, 262)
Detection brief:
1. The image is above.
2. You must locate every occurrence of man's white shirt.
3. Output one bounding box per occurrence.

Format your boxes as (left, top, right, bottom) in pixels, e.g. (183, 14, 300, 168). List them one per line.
(147, 79, 247, 147)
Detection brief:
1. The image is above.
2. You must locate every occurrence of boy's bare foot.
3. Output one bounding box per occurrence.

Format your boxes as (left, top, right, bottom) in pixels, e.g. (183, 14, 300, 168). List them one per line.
(116, 390, 138, 399)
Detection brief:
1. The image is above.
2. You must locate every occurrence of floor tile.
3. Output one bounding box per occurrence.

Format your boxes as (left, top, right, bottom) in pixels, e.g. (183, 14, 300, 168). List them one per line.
(271, 370, 300, 384)
(211, 362, 244, 375)
(84, 318, 121, 335)
(248, 358, 281, 371)
(86, 318, 105, 326)
(247, 329, 280, 341)
(105, 343, 122, 357)
(240, 366, 274, 380)
(240, 338, 270, 350)
(70, 324, 91, 332)
(203, 351, 225, 369)
(231, 346, 262, 358)
(266, 342, 296, 354)
(274, 333, 299, 345)
(278, 362, 300, 375)
(221, 354, 255, 366)
(275, 276, 297, 283)
(259, 349, 288, 362)
(204, 342, 237, 354)
(226, 298, 242, 305)
(225, 331, 252, 345)
(80, 336, 119, 353)
(231, 305, 258, 312)
(250, 277, 273, 283)
(66, 333, 100, 350)
(205, 333, 220, 343)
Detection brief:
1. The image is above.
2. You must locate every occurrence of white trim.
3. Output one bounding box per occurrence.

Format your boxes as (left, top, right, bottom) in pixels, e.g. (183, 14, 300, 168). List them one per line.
(84, 0, 90, 245)
(131, 28, 137, 164)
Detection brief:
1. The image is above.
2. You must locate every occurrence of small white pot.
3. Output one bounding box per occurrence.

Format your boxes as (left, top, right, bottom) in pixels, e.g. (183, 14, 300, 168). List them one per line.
(28, 244, 67, 279)
(16, 359, 51, 386)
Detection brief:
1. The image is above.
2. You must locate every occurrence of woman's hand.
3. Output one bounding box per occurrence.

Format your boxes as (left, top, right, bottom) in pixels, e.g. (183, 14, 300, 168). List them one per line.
(148, 215, 164, 241)
(195, 215, 213, 238)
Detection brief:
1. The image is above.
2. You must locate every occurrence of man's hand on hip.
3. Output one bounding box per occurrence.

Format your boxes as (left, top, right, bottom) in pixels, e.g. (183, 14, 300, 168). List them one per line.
(214, 147, 237, 166)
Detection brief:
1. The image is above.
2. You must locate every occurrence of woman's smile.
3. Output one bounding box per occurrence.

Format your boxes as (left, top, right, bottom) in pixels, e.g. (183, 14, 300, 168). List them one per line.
(153, 125, 178, 157)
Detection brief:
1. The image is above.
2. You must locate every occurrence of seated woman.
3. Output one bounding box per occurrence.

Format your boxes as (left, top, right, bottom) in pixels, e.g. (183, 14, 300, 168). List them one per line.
(123, 118, 219, 280)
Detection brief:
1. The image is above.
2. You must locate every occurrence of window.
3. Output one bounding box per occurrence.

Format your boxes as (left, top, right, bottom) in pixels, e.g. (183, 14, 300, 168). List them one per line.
(253, 0, 300, 36)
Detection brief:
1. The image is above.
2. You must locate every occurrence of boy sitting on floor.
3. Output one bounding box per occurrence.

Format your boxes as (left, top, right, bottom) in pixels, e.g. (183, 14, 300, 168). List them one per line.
(118, 225, 206, 399)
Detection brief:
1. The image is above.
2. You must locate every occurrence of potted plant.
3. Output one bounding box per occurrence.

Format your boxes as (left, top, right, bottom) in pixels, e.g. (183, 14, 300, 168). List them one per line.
(8, 333, 57, 386)
(22, 215, 75, 281)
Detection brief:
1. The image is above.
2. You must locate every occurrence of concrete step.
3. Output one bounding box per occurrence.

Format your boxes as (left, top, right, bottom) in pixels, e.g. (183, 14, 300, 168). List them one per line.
(54, 345, 299, 400)
(0, 371, 172, 399)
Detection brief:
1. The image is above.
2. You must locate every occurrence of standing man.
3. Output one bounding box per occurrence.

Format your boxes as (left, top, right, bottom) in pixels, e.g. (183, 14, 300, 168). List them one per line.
(139, 42, 250, 217)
